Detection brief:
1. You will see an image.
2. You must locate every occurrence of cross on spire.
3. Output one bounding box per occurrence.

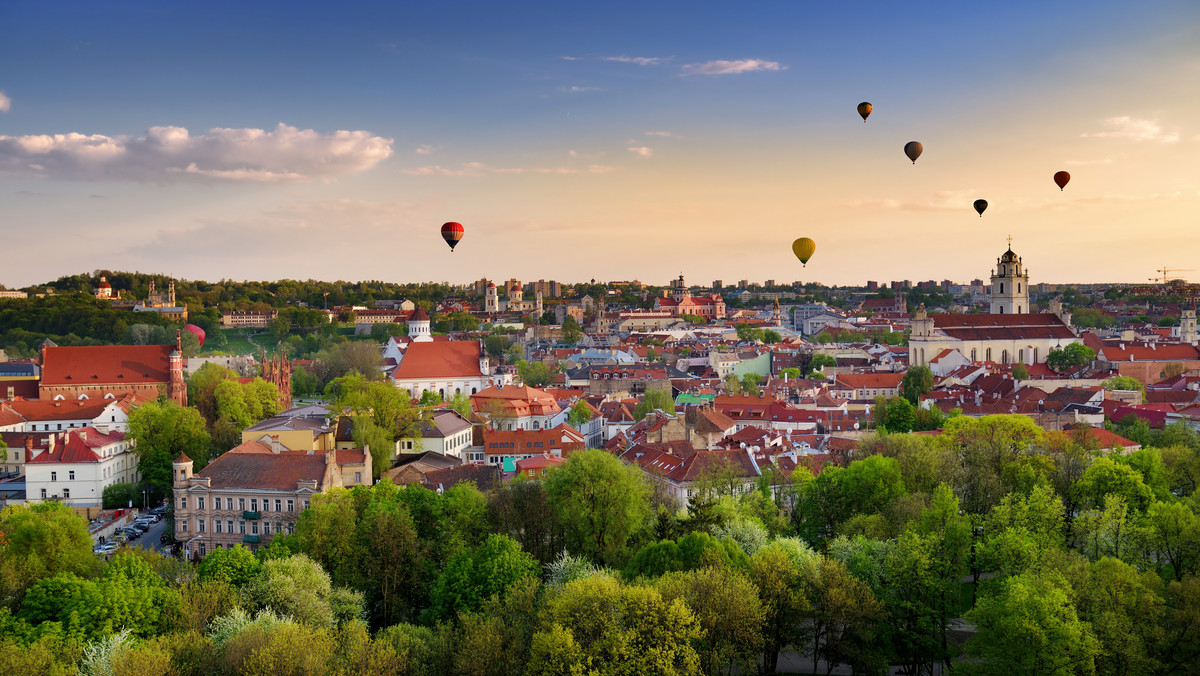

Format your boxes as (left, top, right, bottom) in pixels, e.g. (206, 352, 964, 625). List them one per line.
(1007, 234, 1013, 249)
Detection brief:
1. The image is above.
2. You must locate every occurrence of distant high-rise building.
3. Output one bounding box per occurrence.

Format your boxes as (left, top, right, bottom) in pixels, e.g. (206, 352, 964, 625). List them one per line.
(712, 280, 723, 290)
(738, 280, 749, 289)
(764, 279, 776, 287)
(866, 281, 879, 291)
(531, 279, 562, 298)
(941, 279, 953, 289)
(890, 281, 904, 291)
(971, 279, 983, 287)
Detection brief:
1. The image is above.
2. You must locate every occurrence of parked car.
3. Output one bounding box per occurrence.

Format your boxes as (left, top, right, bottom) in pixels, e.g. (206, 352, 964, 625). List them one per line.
(93, 542, 118, 555)
(118, 528, 140, 540)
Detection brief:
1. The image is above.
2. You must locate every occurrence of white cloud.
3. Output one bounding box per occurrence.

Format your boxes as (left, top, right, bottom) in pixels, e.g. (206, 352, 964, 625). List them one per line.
(402, 161, 616, 176)
(0, 123, 393, 182)
(1082, 116, 1180, 143)
(562, 86, 599, 93)
(644, 131, 681, 138)
(838, 190, 979, 211)
(561, 56, 579, 61)
(628, 146, 653, 158)
(681, 59, 783, 75)
(415, 144, 440, 155)
(0, 91, 10, 113)
(601, 56, 667, 66)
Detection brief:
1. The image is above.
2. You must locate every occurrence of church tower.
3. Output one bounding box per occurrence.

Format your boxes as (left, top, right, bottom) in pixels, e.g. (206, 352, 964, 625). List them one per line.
(989, 243, 1030, 315)
(168, 330, 187, 406)
(485, 283, 499, 313)
(409, 307, 432, 342)
(1181, 309, 1198, 344)
(671, 273, 691, 303)
(535, 290, 543, 317)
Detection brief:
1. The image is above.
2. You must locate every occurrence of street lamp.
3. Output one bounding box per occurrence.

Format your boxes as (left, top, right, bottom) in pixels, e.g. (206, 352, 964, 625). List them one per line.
(142, 488, 147, 512)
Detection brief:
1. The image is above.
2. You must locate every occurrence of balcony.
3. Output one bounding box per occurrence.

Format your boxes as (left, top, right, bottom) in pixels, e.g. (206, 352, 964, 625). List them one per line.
(242, 511, 260, 520)
(242, 534, 261, 544)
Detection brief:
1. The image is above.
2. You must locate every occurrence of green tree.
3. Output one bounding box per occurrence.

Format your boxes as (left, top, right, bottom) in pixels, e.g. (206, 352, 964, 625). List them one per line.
(882, 396, 917, 433)
(735, 323, 763, 343)
(241, 554, 363, 628)
(809, 557, 885, 675)
(1012, 362, 1030, 380)
(427, 534, 539, 621)
(749, 541, 818, 674)
(1145, 500, 1200, 581)
(1103, 376, 1146, 402)
(0, 501, 97, 609)
(740, 373, 763, 397)
(964, 570, 1099, 676)
(656, 566, 766, 675)
(516, 360, 553, 387)
(761, 329, 782, 344)
(535, 574, 702, 675)
(127, 401, 211, 496)
(1046, 342, 1096, 372)
(544, 449, 652, 565)
(196, 544, 262, 587)
(899, 365, 934, 404)
(634, 388, 676, 421)
(447, 392, 473, 419)
(566, 400, 594, 428)
(561, 316, 583, 346)
(1076, 457, 1154, 513)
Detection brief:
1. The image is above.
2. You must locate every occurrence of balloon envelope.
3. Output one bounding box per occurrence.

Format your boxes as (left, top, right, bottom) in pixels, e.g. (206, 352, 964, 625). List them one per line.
(792, 238, 816, 266)
(904, 141, 923, 164)
(1053, 171, 1070, 191)
(974, 199, 988, 216)
(183, 324, 205, 348)
(857, 102, 872, 122)
(440, 222, 464, 251)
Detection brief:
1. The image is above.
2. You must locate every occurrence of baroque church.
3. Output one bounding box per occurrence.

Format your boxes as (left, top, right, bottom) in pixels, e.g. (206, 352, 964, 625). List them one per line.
(909, 244, 1080, 367)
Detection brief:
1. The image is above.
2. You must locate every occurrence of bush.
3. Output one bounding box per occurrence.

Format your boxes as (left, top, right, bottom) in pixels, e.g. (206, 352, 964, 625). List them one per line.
(101, 483, 138, 510)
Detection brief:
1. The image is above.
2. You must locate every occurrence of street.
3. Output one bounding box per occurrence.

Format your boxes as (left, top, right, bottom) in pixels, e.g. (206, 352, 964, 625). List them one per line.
(132, 514, 169, 554)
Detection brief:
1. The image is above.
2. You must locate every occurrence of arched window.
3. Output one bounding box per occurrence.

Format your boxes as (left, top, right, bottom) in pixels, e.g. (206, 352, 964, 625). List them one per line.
(471, 388, 477, 394)
(999, 306, 1005, 314)
(78, 393, 88, 400)
(1033, 348, 1039, 363)
(986, 348, 992, 361)
(1019, 349, 1025, 363)
(1000, 283, 1005, 294)
(54, 394, 65, 401)
(1002, 350, 1009, 364)
(970, 349, 977, 361)
(1017, 305, 1022, 313)
(1018, 283, 1022, 293)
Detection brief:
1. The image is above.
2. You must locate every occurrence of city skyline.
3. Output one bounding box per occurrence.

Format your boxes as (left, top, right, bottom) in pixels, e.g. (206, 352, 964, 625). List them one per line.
(2, 1, 1197, 288)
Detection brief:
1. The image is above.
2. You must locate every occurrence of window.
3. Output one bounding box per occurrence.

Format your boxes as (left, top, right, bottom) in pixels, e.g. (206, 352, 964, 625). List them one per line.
(238, 498, 246, 510)
(216, 520, 223, 533)
(180, 520, 188, 533)
(227, 497, 234, 510)
(250, 499, 258, 511)
(199, 543, 207, 556)
(179, 469, 186, 480)
(274, 499, 282, 512)
(62, 488, 70, 498)
(51, 472, 57, 482)
(227, 520, 234, 533)
(68, 471, 75, 481)
(41, 488, 47, 499)
(287, 522, 295, 534)
(287, 499, 294, 512)
(198, 497, 205, 510)
(263, 497, 270, 512)
(238, 521, 246, 534)
(199, 519, 206, 533)
(274, 521, 282, 534)
(180, 497, 187, 509)
(303, 500, 310, 510)
(251, 522, 259, 535)
(354, 472, 362, 484)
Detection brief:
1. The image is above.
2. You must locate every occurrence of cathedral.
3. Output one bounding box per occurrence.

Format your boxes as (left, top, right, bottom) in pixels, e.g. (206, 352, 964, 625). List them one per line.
(261, 349, 293, 410)
(908, 244, 1080, 367)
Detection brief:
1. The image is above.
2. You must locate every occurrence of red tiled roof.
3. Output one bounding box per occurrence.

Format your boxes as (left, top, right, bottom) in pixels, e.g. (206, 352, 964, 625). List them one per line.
(835, 372, 905, 389)
(391, 341, 482, 380)
(1099, 343, 1200, 362)
(26, 427, 125, 464)
(1, 398, 119, 422)
(41, 344, 173, 385)
(931, 313, 1075, 341)
(197, 446, 338, 490)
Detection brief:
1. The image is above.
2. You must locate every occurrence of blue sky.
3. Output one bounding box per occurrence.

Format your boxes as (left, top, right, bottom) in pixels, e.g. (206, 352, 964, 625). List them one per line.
(2, 1, 1197, 288)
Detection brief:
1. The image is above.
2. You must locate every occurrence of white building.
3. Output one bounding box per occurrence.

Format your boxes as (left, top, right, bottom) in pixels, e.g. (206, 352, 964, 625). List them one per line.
(0, 398, 133, 434)
(390, 340, 503, 400)
(25, 427, 138, 507)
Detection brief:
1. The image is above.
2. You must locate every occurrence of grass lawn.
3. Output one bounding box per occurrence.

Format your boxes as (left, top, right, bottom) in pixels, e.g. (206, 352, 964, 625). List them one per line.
(198, 328, 260, 356)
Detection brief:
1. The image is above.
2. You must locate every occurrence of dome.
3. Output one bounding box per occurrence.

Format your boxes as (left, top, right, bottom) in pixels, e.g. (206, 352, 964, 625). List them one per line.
(487, 282, 496, 288)
(999, 248, 1019, 263)
(98, 276, 112, 289)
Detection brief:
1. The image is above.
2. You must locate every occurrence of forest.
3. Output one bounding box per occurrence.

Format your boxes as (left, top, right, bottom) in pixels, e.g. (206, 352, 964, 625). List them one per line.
(1, 415, 1199, 675)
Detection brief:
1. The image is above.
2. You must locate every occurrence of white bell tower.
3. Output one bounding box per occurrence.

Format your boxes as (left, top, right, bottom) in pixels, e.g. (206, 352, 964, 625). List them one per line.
(990, 238, 1030, 315)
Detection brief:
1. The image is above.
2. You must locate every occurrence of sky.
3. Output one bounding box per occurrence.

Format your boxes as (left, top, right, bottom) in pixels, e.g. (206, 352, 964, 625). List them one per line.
(1, 1, 1198, 289)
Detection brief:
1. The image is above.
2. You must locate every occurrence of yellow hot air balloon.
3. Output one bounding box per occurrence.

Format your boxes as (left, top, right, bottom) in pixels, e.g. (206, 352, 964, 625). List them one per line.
(792, 237, 816, 266)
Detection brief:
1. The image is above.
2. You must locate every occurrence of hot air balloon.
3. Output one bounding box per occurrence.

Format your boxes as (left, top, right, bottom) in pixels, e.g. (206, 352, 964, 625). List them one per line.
(1053, 171, 1070, 191)
(904, 141, 923, 164)
(441, 222, 464, 251)
(857, 102, 872, 122)
(792, 237, 816, 267)
(183, 324, 205, 348)
(974, 199, 988, 217)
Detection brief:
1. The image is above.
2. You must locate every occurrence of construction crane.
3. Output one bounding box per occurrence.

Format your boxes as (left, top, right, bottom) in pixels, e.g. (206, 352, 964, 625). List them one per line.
(1150, 267, 1194, 285)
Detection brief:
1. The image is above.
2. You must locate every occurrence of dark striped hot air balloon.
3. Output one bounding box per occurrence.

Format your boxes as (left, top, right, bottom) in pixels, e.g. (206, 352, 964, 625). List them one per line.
(441, 222, 464, 251)
(974, 199, 988, 217)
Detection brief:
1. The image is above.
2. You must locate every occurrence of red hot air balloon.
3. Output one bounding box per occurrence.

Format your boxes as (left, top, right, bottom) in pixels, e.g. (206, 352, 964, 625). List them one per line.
(183, 324, 205, 348)
(441, 222, 464, 251)
(1053, 171, 1070, 191)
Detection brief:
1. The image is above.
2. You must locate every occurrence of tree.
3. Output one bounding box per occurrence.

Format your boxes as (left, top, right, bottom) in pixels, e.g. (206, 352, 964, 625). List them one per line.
(809, 557, 885, 675)
(561, 316, 583, 346)
(1046, 342, 1096, 372)
(544, 449, 652, 565)
(762, 329, 782, 344)
(1012, 362, 1029, 380)
(127, 401, 211, 496)
(447, 392, 473, 419)
(809, 354, 837, 376)
(749, 542, 817, 674)
(1145, 500, 1200, 581)
(656, 566, 765, 676)
(735, 323, 763, 343)
(633, 388, 675, 421)
(899, 365, 933, 404)
(241, 554, 363, 627)
(516, 360, 553, 387)
(1076, 457, 1154, 512)
(101, 482, 138, 509)
(1161, 362, 1187, 380)
(197, 544, 262, 587)
(427, 534, 538, 621)
(881, 396, 916, 433)
(964, 570, 1099, 676)
(566, 400, 594, 428)
(484, 334, 509, 361)
(740, 373, 763, 397)
(327, 372, 424, 460)
(0, 502, 97, 609)
(534, 574, 701, 675)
